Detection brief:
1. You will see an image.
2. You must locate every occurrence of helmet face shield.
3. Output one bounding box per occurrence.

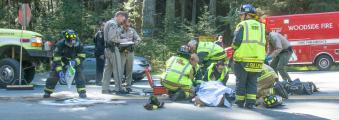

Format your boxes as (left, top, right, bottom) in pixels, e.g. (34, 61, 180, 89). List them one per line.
(65, 33, 77, 40)
(263, 95, 283, 108)
(64, 29, 78, 46)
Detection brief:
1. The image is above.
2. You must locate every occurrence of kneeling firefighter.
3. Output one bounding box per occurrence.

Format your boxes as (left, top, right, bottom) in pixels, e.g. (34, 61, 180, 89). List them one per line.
(203, 60, 229, 85)
(43, 29, 87, 98)
(187, 38, 226, 75)
(258, 64, 288, 108)
(161, 46, 199, 101)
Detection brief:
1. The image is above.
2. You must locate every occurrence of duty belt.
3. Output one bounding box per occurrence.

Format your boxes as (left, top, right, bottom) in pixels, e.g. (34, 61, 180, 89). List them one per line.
(119, 45, 134, 52)
(105, 42, 118, 52)
(281, 46, 293, 53)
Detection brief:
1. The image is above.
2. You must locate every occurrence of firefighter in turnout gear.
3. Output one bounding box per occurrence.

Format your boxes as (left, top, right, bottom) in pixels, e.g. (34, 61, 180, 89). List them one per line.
(232, 4, 266, 109)
(43, 29, 87, 98)
(161, 47, 199, 101)
(187, 39, 226, 75)
(257, 64, 288, 108)
(257, 64, 278, 98)
(257, 64, 288, 99)
(203, 60, 229, 85)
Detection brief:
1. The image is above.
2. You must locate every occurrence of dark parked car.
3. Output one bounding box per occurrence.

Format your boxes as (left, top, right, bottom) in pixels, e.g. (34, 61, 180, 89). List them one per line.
(81, 45, 151, 83)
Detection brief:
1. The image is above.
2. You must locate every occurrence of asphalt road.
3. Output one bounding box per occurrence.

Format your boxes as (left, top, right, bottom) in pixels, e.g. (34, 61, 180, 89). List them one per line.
(0, 71, 339, 120)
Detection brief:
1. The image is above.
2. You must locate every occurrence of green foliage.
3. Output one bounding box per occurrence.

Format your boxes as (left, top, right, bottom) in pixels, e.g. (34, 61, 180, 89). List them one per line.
(184, 6, 217, 37)
(123, 0, 143, 32)
(0, 1, 20, 29)
(135, 37, 174, 72)
(2, 0, 339, 73)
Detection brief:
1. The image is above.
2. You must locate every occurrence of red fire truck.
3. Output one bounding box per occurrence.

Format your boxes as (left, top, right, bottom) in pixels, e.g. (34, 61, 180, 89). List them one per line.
(264, 11, 339, 70)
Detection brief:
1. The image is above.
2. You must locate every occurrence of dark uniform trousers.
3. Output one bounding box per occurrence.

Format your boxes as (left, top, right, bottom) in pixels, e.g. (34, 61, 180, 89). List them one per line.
(270, 50, 292, 82)
(234, 62, 260, 104)
(44, 63, 86, 94)
(96, 57, 105, 84)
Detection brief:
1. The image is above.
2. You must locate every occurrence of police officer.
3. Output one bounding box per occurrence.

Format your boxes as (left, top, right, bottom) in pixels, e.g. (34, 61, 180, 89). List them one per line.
(119, 20, 141, 92)
(93, 21, 105, 85)
(102, 11, 128, 94)
(232, 4, 266, 109)
(203, 60, 228, 85)
(187, 39, 226, 75)
(43, 29, 87, 98)
(161, 47, 199, 101)
(266, 32, 293, 82)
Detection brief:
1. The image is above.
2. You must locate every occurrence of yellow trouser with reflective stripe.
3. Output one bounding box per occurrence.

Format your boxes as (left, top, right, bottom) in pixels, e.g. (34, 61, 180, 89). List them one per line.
(257, 75, 276, 98)
(161, 79, 192, 92)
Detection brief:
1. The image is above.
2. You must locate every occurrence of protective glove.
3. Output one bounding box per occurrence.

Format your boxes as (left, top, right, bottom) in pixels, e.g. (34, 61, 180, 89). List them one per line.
(58, 71, 64, 78)
(265, 55, 273, 63)
(265, 55, 273, 61)
(70, 60, 77, 66)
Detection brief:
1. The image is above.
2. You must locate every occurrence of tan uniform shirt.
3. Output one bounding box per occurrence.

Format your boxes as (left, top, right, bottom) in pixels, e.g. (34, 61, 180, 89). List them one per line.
(103, 18, 123, 45)
(268, 32, 291, 58)
(120, 27, 142, 45)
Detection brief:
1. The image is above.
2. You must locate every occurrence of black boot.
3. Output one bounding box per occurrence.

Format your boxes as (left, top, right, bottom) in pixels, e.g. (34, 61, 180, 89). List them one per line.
(224, 92, 235, 103)
(171, 89, 186, 101)
(235, 101, 244, 108)
(245, 103, 255, 109)
(79, 92, 87, 98)
(43, 92, 51, 98)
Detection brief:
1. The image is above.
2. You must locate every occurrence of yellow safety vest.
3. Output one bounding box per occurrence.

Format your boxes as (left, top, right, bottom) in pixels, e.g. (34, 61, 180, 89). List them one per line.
(197, 42, 226, 61)
(161, 56, 193, 91)
(233, 19, 266, 72)
(206, 63, 227, 82)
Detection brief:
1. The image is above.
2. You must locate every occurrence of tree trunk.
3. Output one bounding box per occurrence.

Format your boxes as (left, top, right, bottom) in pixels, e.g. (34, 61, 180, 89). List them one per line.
(142, 0, 156, 37)
(165, 0, 175, 32)
(209, 0, 216, 27)
(135, 0, 143, 33)
(8, 0, 11, 28)
(191, 0, 197, 24)
(209, 0, 216, 16)
(180, 0, 186, 22)
(51, 0, 54, 13)
(94, 0, 103, 15)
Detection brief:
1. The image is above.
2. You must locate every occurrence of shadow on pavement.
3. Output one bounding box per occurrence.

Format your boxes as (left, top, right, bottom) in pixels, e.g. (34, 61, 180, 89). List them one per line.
(251, 107, 329, 120)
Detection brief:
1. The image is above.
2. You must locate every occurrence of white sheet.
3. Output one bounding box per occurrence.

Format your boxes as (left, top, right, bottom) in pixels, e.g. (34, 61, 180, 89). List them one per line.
(196, 81, 234, 107)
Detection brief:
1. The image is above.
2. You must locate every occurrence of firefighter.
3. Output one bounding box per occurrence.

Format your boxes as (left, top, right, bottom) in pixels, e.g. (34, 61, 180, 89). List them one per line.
(93, 21, 105, 85)
(232, 4, 266, 109)
(187, 39, 226, 75)
(178, 45, 204, 90)
(43, 29, 87, 98)
(266, 32, 293, 82)
(257, 64, 288, 99)
(160, 47, 199, 101)
(119, 20, 141, 92)
(203, 60, 229, 85)
(102, 11, 128, 94)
